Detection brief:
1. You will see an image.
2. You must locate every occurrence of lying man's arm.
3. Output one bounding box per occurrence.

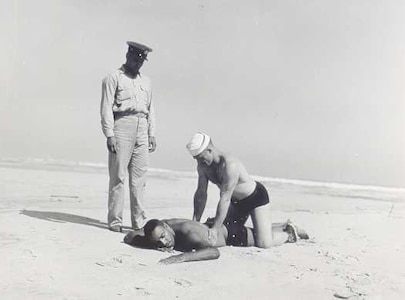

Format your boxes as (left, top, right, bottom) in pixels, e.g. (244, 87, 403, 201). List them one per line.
(159, 248, 220, 264)
(159, 222, 223, 264)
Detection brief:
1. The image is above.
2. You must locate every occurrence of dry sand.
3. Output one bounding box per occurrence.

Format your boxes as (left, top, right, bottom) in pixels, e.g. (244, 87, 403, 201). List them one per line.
(0, 161, 404, 299)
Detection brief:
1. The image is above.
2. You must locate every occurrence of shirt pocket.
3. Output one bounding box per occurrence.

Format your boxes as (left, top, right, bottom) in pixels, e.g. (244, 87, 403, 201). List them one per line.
(115, 86, 132, 104)
(138, 85, 150, 108)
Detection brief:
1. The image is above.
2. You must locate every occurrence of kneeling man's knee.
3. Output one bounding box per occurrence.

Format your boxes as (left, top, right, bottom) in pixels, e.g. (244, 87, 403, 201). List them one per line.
(256, 239, 272, 249)
(253, 229, 273, 248)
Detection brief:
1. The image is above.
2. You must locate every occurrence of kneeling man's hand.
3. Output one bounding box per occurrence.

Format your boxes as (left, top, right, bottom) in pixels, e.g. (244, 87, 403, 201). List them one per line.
(204, 217, 215, 227)
(207, 228, 218, 246)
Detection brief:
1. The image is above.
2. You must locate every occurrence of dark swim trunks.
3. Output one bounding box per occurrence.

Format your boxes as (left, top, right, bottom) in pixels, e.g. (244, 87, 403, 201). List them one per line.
(224, 181, 270, 246)
(228, 181, 270, 224)
(225, 224, 248, 246)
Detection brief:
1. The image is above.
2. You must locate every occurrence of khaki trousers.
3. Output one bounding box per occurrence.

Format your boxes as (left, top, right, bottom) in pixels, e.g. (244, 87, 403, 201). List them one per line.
(107, 114, 149, 229)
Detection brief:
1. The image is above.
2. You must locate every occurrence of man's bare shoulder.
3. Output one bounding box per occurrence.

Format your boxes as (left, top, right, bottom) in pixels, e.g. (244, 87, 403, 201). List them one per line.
(163, 218, 192, 227)
(222, 153, 245, 172)
(196, 161, 210, 175)
(172, 220, 208, 231)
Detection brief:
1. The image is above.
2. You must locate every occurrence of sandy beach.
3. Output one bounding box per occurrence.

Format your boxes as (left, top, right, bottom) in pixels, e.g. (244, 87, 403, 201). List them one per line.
(0, 160, 404, 300)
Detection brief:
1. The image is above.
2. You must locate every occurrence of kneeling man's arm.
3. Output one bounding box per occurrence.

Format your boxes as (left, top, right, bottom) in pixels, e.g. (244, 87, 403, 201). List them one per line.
(212, 162, 239, 229)
(159, 248, 220, 264)
(193, 166, 209, 221)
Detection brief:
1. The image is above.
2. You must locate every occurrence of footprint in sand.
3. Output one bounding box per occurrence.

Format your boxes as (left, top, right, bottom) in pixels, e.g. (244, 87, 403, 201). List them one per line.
(173, 278, 192, 288)
(134, 286, 152, 296)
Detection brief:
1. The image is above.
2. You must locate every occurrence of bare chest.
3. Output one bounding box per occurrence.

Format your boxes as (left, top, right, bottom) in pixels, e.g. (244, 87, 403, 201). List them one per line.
(204, 164, 225, 185)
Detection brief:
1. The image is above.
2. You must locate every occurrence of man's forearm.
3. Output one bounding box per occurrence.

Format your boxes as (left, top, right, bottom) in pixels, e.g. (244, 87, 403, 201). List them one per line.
(147, 99, 156, 137)
(212, 195, 231, 229)
(193, 191, 207, 221)
(183, 248, 220, 262)
(160, 248, 220, 264)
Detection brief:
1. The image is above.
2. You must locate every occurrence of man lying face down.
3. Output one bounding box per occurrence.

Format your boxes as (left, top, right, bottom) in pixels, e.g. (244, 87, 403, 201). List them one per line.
(123, 218, 308, 264)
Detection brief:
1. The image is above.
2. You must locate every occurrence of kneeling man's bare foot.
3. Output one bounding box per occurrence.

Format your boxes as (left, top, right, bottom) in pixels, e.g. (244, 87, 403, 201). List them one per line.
(284, 219, 309, 240)
(284, 222, 298, 243)
(295, 225, 309, 240)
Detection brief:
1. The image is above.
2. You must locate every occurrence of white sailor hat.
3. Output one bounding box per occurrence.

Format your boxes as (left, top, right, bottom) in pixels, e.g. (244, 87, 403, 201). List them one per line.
(186, 132, 211, 157)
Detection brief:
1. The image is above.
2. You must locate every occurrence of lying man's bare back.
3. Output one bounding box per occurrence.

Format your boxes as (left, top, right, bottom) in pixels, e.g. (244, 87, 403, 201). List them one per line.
(124, 218, 304, 264)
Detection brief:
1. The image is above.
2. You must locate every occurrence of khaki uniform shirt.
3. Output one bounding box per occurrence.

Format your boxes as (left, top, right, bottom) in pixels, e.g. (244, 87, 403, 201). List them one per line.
(100, 66, 155, 138)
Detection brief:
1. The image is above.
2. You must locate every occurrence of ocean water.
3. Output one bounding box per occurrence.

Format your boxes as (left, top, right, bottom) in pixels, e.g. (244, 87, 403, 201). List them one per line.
(1, 157, 404, 205)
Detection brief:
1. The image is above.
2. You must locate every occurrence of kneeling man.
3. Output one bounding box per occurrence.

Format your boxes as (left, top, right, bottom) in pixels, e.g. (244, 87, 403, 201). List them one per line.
(186, 132, 289, 248)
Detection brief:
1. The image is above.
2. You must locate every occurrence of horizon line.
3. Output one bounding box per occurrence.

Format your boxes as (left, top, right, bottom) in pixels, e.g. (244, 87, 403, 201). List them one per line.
(1, 157, 404, 193)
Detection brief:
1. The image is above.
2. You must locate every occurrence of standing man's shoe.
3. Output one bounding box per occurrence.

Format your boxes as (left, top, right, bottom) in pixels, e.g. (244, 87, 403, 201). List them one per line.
(109, 225, 122, 232)
(133, 212, 148, 230)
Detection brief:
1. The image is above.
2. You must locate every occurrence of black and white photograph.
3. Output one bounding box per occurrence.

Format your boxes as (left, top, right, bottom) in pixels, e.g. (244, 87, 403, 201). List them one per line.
(1, 0, 404, 299)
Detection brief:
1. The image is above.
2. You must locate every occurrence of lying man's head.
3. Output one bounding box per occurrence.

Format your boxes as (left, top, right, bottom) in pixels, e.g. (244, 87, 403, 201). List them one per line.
(144, 219, 176, 250)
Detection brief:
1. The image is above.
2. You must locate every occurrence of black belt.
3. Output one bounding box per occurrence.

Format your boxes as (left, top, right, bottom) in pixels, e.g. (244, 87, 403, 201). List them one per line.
(113, 111, 147, 118)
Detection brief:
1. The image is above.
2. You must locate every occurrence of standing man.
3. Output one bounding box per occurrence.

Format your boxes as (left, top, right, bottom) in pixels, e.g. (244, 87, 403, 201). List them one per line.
(100, 41, 156, 232)
(186, 132, 299, 248)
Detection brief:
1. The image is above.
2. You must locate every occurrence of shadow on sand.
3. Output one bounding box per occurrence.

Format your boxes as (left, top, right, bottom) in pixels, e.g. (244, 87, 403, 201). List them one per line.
(20, 209, 111, 230)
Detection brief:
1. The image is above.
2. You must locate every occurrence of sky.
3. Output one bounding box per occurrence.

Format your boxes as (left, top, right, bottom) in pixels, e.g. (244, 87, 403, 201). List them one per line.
(1, 0, 404, 187)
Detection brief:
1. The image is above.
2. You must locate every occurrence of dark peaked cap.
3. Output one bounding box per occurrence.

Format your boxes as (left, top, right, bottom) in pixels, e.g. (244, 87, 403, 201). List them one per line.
(127, 41, 153, 54)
